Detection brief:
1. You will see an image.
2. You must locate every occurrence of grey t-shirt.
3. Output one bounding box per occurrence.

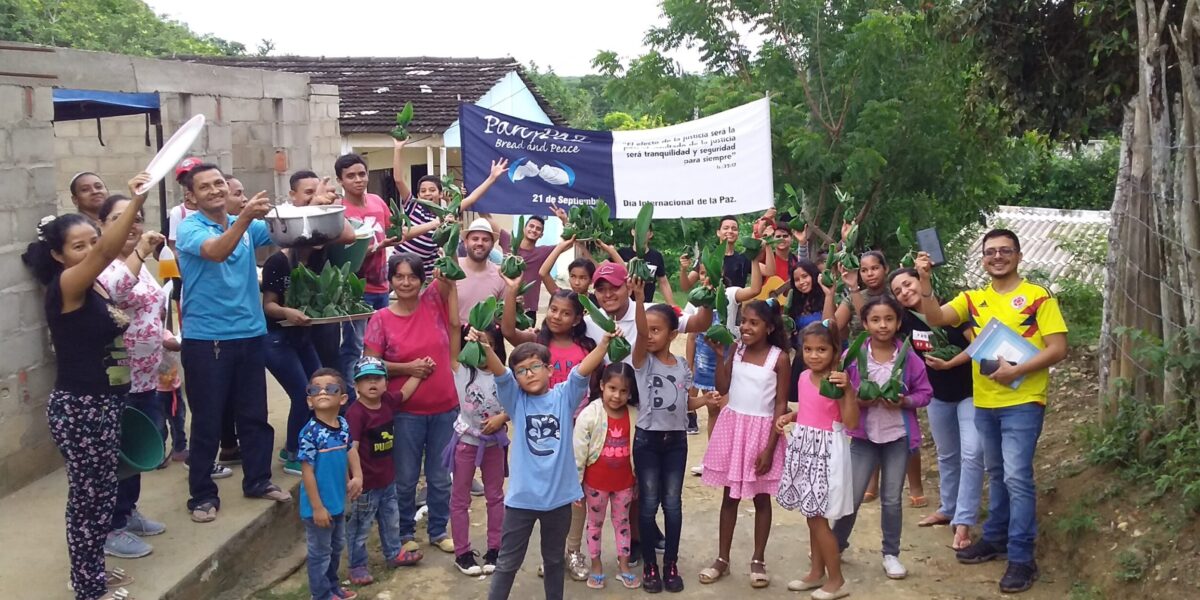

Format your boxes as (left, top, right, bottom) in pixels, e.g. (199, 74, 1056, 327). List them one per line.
(634, 354, 693, 431)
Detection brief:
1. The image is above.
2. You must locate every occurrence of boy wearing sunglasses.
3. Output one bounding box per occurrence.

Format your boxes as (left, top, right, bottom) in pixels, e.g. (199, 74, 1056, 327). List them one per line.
(299, 368, 364, 600)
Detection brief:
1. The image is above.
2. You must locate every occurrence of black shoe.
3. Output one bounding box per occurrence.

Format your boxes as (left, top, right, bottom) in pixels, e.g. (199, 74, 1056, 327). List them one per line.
(686, 411, 700, 435)
(628, 541, 641, 567)
(483, 548, 499, 573)
(663, 561, 684, 593)
(999, 561, 1039, 593)
(643, 563, 663, 593)
(956, 539, 1006, 564)
(455, 551, 482, 576)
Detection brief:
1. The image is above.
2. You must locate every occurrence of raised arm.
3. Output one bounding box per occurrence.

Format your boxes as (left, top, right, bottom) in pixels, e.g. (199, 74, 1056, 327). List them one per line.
(577, 330, 616, 378)
(595, 240, 625, 266)
(915, 252, 963, 327)
(458, 159, 510, 213)
(500, 275, 537, 345)
(392, 139, 413, 202)
(658, 275, 676, 306)
(631, 283, 650, 369)
(677, 255, 699, 293)
(476, 327, 507, 377)
(538, 237, 574, 295)
(61, 173, 152, 310)
(732, 258, 764, 303)
(199, 191, 271, 262)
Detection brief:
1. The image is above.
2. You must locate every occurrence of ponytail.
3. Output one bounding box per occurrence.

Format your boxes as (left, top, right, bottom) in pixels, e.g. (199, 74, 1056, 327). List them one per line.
(21, 214, 97, 285)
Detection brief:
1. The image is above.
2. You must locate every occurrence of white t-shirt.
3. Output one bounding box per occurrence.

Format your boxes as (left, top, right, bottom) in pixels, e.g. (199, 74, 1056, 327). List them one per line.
(682, 286, 742, 336)
(167, 204, 190, 242)
(584, 301, 695, 365)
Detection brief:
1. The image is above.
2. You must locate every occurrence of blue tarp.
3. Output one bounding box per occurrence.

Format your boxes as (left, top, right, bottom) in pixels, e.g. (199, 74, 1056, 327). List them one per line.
(52, 89, 160, 121)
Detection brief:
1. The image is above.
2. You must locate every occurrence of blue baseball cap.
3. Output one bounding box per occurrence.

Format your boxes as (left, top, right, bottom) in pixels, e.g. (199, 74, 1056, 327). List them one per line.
(353, 356, 387, 380)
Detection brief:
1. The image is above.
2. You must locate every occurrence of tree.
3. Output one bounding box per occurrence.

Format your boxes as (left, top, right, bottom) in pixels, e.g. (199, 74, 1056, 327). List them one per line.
(526, 62, 602, 129)
(0, 0, 247, 57)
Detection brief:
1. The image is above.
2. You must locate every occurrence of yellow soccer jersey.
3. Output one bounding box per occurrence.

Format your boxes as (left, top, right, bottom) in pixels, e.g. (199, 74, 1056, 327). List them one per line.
(948, 280, 1068, 408)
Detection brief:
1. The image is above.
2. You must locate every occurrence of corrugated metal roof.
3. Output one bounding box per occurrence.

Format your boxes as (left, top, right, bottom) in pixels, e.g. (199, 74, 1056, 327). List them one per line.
(964, 205, 1109, 288)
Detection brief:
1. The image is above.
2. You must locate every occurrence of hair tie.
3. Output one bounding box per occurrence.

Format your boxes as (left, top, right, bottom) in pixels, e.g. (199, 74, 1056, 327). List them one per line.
(766, 297, 778, 308)
(821, 318, 832, 328)
(36, 215, 57, 241)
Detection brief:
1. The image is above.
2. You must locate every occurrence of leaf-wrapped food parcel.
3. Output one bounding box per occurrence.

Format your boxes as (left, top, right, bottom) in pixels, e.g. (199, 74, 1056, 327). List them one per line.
(607, 337, 631, 363)
(687, 285, 717, 309)
(705, 323, 735, 347)
(633, 202, 653, 256)
(501, 254, 527, 279)
(738, 234, 763, 260)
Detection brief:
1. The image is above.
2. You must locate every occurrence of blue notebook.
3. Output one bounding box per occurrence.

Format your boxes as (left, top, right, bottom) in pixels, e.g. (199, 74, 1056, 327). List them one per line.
(964, 318, 1040, 389)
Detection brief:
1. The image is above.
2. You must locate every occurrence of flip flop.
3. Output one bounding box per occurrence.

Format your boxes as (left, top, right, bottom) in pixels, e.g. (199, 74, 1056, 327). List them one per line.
(862, 492, 878, 503)
(918, 512, 951, 527)
(909, 495, 928, 508)
(587, 573, 606, 589)
(618, 571, 642, 589)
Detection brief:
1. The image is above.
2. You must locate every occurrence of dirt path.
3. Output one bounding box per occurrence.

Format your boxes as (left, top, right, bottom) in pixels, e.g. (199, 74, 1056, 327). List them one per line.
(261, 408, 1073, 599)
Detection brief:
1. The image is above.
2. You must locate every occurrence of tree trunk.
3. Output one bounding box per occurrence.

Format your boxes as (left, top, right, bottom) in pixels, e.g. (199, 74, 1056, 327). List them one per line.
(1100, 108, 1136, 420)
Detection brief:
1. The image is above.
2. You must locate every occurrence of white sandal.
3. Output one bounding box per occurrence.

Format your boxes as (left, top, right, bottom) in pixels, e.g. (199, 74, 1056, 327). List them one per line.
(68, 568, 134, 591)
(698, 557, 728, 584)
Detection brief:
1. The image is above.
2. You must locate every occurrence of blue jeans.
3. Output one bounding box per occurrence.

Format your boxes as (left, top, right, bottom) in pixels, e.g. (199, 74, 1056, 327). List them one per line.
(346, 483, 402, 568)
(181, 336, 275, 510)
(976, 403, 1045, 564)
(340, 291, 391, 404)
(633, 428, 687, 566)
(834, 436, 910, 556)
(927, 397, 984, 527)
(158, 389, 187, 452)
(112, 390, 164, 530)
(394, 408, 458, 542)
(264, 328, 322, 455)
(303, 514, 346, 600)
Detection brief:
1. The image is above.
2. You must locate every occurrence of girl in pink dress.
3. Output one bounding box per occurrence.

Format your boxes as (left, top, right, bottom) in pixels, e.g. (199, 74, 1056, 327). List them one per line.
(699, 300, 790, 589)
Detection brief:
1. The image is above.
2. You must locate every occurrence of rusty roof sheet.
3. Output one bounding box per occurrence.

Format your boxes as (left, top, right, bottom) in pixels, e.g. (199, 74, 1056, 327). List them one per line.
(180, 55, 564, 134)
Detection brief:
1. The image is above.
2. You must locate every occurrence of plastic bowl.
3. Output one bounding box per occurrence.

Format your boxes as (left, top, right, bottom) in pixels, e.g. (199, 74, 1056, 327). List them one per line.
(117, 406, 165, 480)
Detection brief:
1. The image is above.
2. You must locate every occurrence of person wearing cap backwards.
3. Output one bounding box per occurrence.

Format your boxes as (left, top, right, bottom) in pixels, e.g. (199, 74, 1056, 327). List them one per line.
(69, 172, 109, 226)
(175, 162, 291, 523)
(457, 218, 509, 363)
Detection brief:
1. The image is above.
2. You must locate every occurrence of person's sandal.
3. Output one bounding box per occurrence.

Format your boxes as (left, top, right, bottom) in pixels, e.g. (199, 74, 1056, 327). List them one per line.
(698, 557, 728, 584)
(909, 495, 928, 508)
(862, 491, 878, 503)
(918, 512, 951, 527)
(618, 571, 642, 589)
(251, 484, 292, 503)
(749, 559, 770, 589)
(68, 567, 134, 591)
(190, 502, 217, 523)
(100, 589, 132, 600)
(587, 573, 606, 589)
(389, 541, 424, 567)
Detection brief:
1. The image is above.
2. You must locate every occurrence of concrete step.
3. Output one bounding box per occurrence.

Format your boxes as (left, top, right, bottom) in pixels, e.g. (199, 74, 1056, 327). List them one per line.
(0, 381, 305, 599)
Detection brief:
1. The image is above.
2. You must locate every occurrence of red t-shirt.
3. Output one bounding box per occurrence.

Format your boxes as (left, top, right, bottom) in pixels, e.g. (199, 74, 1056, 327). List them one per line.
(340, 193, 392, 294)
(363, 285, 457, 415)
(344, 399, 395, 490)
(583, 412, 635, 492)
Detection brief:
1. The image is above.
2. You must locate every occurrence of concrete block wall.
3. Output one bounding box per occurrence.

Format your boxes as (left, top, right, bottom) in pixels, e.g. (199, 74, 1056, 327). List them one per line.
(0, 83, 62, 497)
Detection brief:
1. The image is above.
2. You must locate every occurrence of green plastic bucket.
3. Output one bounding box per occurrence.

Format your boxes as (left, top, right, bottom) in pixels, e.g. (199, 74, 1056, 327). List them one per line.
(326, 235, 371, 273)
(117, 406, 165, 480)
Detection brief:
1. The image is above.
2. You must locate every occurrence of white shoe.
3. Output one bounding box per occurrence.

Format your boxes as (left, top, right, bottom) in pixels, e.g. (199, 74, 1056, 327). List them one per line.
(882, 554, 907, 579)
(690, 465, 704, 476)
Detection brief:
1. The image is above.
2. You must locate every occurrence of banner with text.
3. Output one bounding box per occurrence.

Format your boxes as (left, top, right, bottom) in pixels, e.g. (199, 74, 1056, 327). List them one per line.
(461, 98, 773, 219)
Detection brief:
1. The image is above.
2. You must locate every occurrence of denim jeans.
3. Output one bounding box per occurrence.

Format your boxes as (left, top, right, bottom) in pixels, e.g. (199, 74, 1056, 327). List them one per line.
(346, 483, 402, 569)
(263, 328, 322, 455)
(181, 336, 275, 510)
(341, 291, 391, 404)
(834, 436, 910, 556)
(976, 402, 1045, 564)
(394, 407, 458, 542)
(633, 428, 687, 567)
(303, 514, 346, 600)
(927, 397, 984, 527)
(487, 503, 573, 600)
(158, 389, 187, 452)
(112, 390, 164, 530)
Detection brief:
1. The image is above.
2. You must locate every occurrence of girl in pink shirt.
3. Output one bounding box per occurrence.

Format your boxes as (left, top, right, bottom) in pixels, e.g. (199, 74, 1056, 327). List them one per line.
(775, 321, 860, 599)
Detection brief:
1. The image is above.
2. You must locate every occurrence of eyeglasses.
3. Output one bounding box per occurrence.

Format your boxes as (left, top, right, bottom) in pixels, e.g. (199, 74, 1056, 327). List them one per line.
(305, 383, 343, 396)
(982, 247, 1017, 258)
(514, 363, 546, 377)
(772, 232, 790, 239)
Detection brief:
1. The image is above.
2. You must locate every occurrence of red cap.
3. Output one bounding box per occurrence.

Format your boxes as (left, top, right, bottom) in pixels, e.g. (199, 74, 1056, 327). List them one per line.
(592, 261, 628, 287)
(175, 157, 203, 181)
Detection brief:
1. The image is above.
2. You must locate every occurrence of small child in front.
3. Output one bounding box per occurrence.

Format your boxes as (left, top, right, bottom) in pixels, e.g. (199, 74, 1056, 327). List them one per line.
(478, 326, 618, 600)
(299, 368, 363, 600)
(344, 356, 426, 586)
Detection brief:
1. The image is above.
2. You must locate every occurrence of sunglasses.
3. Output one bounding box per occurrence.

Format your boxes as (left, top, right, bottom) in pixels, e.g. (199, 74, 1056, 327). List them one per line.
(514, 363, 547, 377)
(306, 383, 343, 396)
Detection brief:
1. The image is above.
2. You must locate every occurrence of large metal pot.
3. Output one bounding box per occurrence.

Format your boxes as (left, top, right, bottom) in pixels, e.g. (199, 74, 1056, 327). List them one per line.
(264, 205, 346, 248)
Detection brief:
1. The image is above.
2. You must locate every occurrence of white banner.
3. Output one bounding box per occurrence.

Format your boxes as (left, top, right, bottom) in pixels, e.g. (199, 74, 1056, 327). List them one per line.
(610, 98, 773, 219)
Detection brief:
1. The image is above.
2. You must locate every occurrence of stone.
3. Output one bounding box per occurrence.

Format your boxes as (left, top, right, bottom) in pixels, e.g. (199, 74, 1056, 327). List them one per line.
(0, 86, 26, 123)
(0, 169, 31, 210)
(11, 126, 54, 164)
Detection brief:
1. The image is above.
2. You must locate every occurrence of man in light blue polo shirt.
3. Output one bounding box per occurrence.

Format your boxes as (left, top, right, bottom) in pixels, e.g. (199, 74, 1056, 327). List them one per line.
(177, 163, 291, 522)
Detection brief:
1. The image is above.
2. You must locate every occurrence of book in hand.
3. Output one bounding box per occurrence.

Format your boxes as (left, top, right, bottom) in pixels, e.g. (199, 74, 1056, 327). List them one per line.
(963, 318, 1040, 389)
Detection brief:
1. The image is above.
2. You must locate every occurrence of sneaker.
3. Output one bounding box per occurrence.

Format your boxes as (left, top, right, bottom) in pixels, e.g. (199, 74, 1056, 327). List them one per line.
(104, 530, 152, 559)
(455, 551, 483, 576)
(277, 449, 291, 464)
(663, 561, 684, 592)
(171, 449, 189, 463)
(348, 565, 373, 585)
(643, 563, 663, 593)
(389, 540, 423, 567)
(283, 459, 302, 476)
(125, 509, 165, 536)
(999, 561, 1039, 594)
(431, 536, 456, 553)
(217, 446, 242, 465)
(333, 587, 358, 600)
(956, 539, 1006, 564)
(483, 548, 499, 574)
(882, 554, 907, 580)
(690, 464, 704, 476)
(686, 412, 700, 435)
(567, 549, 589, 581)
(415, 486, 428, 507)
(470, 478, 486, 497)
(184, 461, 234, 479)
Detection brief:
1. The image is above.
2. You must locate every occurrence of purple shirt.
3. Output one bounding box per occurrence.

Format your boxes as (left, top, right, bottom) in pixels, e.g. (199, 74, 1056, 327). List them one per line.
(844, 338, 933, 451)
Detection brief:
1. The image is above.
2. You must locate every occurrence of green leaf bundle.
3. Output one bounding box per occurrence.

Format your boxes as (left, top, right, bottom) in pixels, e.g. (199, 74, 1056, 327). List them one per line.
(705, 323, 735, 347)
(580, 295, 629, 362)
(458, 297, 499, 368)
(390, 101, 414, 140)
(820, 331, 868, 399)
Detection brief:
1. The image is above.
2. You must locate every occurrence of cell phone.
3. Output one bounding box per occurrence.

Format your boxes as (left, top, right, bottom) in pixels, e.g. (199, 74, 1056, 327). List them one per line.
(916, 228, 946, 267)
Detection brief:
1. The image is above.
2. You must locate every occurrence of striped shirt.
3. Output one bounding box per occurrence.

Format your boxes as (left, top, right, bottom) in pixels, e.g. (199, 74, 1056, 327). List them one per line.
(397, 197, 439, 280)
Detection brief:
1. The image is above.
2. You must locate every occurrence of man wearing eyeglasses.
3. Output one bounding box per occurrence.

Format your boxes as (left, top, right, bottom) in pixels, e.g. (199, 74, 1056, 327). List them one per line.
(915, 228, 1068, 594)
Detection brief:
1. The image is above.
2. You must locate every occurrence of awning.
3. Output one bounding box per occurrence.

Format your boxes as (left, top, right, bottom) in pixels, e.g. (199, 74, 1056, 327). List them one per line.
(52, 89, 160, 121)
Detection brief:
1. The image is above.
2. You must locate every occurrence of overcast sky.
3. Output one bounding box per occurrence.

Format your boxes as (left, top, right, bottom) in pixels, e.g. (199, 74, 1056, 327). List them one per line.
(146, 0, 710, 76)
